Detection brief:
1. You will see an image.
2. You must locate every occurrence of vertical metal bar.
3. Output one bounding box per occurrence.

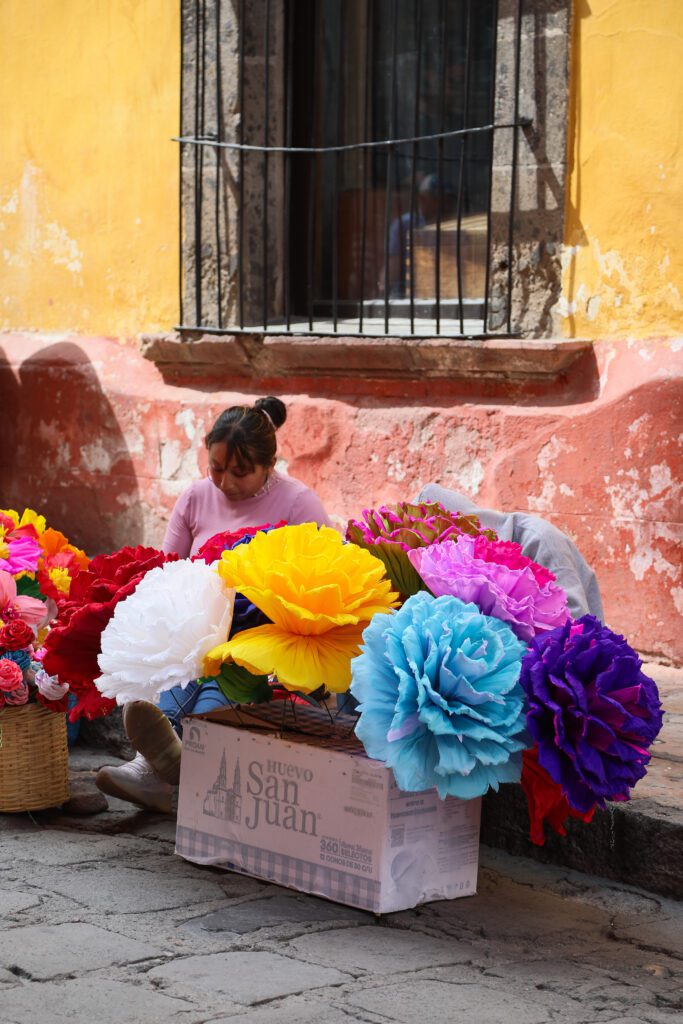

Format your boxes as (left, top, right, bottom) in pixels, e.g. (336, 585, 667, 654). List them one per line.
(307, 6, 321, 332)
(383, 0, 399, 336)
(483, 0, 499, 334)
(435, 0, 448, 335)
(408, 0, 423, 335)
(215, 0, 223, 329)
(238, 0, 245, 328)
(507, 0, 523, 334)
(193, 0, 203, 324)
(358, 0, 372, 335)
(262, 0, 271, 331)
(456, 0, 473, 335)
(179, 0, 185, 326)
(284, 1, 294, 331)
(332, 5, 345, 334)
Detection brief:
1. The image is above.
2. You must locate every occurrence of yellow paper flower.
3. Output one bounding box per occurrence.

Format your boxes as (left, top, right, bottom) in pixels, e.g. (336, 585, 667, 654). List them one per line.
(206, 523, 399, 693)
(0, 508, 47, 535)
(48, 566, 73, 594)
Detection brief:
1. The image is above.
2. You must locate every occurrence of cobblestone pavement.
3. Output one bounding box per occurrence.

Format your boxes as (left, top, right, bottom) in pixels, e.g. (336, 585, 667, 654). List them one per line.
(1, 764, 681, 1024)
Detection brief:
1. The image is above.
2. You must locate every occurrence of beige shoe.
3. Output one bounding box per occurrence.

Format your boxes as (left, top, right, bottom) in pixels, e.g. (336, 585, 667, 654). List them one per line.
(96, 753, 176, 813)
(122, 701, 182, 786)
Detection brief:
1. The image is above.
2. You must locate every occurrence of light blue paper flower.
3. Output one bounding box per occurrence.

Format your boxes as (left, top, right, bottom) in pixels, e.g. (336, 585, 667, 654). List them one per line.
(350, 591, 529, 799)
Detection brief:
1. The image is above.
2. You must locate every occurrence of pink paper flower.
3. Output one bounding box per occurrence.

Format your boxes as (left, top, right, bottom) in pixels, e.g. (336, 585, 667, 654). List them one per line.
(0, 573, 46, 627)
(408, 535, 569, 643)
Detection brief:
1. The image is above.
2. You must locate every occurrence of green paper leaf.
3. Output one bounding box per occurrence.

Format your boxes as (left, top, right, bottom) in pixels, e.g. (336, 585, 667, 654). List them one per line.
(358, 540, 430, 600)
(15, 576, 46, 601)
(201, 662, 272, 704)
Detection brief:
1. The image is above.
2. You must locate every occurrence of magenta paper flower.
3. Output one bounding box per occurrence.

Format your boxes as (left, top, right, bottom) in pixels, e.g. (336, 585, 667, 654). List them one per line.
(0, 534, 42, 576)
(409, 535, 569, 643)
(471, 536, 556, 587)
(346, 501, 496, 598)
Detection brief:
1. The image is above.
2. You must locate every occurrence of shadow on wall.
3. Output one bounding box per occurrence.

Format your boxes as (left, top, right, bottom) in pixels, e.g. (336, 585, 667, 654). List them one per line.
(0, 342, 142, 554)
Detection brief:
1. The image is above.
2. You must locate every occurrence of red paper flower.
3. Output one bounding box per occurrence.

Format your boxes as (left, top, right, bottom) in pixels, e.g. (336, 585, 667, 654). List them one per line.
(0, 620, 34, 651)
(521, 746, 596, 846)
(0, 659, 24, 692)
(42, 545, 177, 721)
(194, 522, 288, 564)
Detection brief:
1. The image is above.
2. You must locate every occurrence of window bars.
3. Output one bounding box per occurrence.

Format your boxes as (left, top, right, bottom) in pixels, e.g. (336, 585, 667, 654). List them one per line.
(178, 0, 528, 338)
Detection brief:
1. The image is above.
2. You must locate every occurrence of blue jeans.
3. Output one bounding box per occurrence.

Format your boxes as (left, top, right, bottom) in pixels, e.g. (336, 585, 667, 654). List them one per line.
(157, 680, 230, 737)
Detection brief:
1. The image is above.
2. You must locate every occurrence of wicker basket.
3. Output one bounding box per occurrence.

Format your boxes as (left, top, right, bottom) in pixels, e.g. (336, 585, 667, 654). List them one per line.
(0, 703, 69, 812)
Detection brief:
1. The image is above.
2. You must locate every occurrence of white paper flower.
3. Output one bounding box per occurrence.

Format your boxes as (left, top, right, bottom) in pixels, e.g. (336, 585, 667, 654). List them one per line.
(95, 560, 235, 704)
(35, 668, 69, 701)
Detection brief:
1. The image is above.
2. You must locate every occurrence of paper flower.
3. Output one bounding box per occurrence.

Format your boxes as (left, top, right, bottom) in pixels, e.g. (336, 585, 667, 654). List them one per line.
(207, 523, 399, 693)
(346, 501, 496, 598)
(520, 615, 664, 813)
(409, 535, 569, 642)
(0, 658, 26, 707)
(34, 667, 70, 703)
(521, 746, 596, 845)
(350, 591, 529, 799)
(0, 507, 47, 536)
(469, 536, 556, 587)
(194, 521, 287, 564)
(96, 559, 235, 704)
(42, 545, 177, 720)
(0, 533, 43, 576)
(0, 620, 34, 651)
(0, 572, 46, 628)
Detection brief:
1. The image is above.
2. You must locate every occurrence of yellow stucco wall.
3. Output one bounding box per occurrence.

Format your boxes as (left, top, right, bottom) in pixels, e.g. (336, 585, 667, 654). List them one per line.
(0, 0, 179, 337)
(562, 0, 683, 340)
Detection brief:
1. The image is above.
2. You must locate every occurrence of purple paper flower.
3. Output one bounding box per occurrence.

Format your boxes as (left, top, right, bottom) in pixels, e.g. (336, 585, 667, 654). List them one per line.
(519, 615, 664, 813)
(409, 535, 569, 643)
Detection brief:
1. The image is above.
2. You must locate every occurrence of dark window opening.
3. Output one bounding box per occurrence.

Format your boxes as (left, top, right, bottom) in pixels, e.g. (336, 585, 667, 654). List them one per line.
(179, 0, 528, 338)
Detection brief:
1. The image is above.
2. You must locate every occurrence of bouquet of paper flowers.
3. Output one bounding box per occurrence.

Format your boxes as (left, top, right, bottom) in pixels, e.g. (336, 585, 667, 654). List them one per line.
(45, 500, 663, 848)
(0, 506, 93, 714)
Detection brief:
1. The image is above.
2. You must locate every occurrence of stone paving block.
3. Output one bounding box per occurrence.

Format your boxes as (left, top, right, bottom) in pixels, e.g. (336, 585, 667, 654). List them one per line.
(0, 891, 42, 915)
(188, 894, 368, 934)
(289, 924, 472, 974)
(199, 997, 358, 1024)
(0, 977, 197, 1024)
(347, 978, 553, 1024)
(150, 950, 350, 1005)
(613, 915, 683, 959)
(28, 862, 228, 913)
(427, 875, 608, 946)
(0, 830, 155, 866)
(0, 922, 163, 979)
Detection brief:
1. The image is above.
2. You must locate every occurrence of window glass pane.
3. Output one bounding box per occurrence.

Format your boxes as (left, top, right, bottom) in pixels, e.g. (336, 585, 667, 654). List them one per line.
(291, 0, 496, 321)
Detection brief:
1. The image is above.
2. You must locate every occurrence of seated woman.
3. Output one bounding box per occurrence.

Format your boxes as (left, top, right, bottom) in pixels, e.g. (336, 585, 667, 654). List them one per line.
(96, 396, 333, 812)
(418, 483, 604, 620)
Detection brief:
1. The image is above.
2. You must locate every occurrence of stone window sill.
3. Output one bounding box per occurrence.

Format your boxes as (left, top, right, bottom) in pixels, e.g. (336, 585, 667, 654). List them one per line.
(141, 332, 593, 390)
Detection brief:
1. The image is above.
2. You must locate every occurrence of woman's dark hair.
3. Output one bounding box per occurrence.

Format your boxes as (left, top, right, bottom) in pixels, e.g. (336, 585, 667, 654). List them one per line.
(204, 396, 287, 470)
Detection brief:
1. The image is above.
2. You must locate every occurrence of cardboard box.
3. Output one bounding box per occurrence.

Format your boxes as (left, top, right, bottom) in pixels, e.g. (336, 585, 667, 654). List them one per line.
(176, 704, 481, 914)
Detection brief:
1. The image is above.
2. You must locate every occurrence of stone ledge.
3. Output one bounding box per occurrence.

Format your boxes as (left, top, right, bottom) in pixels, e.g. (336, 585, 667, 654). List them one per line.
(140, 331, 594, 383)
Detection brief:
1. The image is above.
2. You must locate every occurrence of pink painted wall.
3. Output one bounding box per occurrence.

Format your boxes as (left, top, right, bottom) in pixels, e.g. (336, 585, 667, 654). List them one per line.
(1, 334, 681, 662)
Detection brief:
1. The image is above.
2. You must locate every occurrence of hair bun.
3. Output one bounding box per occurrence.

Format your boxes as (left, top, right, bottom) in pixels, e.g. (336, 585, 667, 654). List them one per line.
(254, 396, 287, 430)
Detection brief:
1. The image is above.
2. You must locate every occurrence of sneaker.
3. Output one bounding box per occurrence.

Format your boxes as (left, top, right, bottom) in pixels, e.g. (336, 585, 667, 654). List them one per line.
(122, 701, 182, 786)
(96, 753, 176, 813)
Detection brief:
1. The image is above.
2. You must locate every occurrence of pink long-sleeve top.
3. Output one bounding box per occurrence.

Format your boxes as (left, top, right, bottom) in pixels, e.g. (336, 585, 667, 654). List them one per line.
(161, 471, 333, 558)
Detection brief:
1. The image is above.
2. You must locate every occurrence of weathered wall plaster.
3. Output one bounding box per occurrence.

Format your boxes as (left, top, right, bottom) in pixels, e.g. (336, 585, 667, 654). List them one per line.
(560, 0, 683, 338)
(0, 0, 179, 336)
(1, 334, 680, 662)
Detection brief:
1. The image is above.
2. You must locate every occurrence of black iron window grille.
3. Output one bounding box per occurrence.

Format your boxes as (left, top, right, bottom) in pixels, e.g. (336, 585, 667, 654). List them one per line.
(178, 0, 530, 339)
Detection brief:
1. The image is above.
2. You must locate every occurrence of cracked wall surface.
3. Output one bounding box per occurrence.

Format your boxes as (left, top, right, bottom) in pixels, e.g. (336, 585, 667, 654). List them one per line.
(1, 333, 681, 661)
